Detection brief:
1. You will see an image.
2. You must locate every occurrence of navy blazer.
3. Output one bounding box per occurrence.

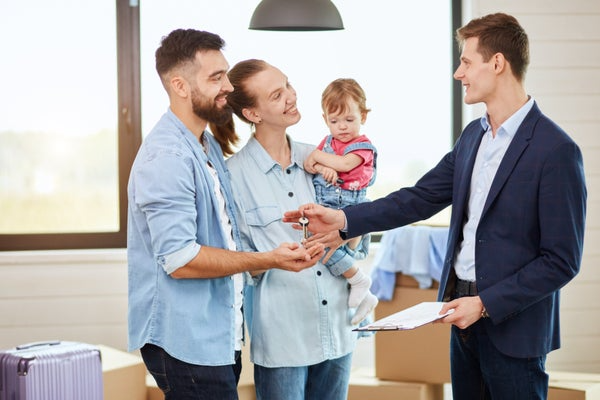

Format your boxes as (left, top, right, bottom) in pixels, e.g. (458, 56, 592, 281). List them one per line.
(345, 102, 587, 358)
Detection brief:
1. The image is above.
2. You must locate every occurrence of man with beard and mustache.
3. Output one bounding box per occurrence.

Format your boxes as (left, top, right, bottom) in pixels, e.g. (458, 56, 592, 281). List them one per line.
(127, 29, 324, 400)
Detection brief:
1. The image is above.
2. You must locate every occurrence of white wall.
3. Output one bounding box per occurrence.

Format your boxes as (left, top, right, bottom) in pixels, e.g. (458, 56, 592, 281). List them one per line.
(0, 250, 128, 350)
(1, 0, 599, 374)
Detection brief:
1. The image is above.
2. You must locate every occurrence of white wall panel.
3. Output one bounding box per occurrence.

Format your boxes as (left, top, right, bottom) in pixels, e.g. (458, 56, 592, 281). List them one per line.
(0, 250, 128, 351)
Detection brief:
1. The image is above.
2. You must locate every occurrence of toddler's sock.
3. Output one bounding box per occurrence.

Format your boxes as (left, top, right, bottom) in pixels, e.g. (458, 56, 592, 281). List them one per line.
(347, 269, 372, 308)
(351, 292, 379, 325)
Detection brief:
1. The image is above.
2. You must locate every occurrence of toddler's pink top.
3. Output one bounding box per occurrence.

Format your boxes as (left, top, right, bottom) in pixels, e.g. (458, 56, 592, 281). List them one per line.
(316, 135, 375, 191)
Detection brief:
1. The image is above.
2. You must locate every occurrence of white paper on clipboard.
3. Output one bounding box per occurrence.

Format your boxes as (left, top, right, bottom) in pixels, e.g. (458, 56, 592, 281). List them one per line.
(353, 301, 454, 331)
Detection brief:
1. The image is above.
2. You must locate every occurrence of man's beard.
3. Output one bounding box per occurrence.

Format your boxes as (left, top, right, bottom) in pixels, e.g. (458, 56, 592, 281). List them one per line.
(191, 88, 232, 126)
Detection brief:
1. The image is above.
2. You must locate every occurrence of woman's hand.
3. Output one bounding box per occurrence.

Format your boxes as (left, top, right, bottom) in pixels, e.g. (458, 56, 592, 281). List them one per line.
(270, 241, 324, 272)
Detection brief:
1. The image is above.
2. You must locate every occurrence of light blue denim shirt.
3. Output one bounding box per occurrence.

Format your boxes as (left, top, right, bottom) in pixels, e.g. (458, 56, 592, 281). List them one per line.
(226, 135, 357, 367)
(127, 108, 242, 366)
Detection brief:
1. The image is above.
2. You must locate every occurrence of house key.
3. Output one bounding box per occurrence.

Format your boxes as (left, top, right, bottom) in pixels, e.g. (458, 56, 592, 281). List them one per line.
(298, 216, 309, 241)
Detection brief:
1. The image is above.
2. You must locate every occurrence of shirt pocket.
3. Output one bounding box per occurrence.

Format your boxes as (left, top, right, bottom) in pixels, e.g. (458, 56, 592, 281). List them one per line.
(245, 205, 282, 228)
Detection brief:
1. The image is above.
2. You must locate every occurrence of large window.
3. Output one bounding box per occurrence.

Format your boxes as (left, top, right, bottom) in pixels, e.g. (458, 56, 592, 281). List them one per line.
(1, 0, 459, 251)
(0, 0, 140, 250)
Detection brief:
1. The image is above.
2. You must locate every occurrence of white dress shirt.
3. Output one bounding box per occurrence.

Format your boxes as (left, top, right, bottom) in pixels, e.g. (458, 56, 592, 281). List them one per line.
(454, 97, 534, 281)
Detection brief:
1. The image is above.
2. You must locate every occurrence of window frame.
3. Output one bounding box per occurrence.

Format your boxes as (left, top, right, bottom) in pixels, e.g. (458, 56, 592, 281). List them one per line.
(1, 0, 461, 251)
(0, 0, 141, 251)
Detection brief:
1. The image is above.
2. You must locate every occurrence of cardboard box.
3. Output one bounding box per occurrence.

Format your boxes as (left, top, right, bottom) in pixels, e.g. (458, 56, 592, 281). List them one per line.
(238, 346, 256, 400)
(239, 343, 254, 386)
(238, 383, 256, 400)
(548, 371, 600, 400)
(348, 368, 443, 400)
(146, 374, 163, 400)
(374, 274, 451, 384)
(98, 345, 146, 400)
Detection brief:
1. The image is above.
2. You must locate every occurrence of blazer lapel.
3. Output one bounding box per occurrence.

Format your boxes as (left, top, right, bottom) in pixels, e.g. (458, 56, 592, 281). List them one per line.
(481, 106, 540, 216)
(455, 126, 485, 212)
(441, 124, 485, 301)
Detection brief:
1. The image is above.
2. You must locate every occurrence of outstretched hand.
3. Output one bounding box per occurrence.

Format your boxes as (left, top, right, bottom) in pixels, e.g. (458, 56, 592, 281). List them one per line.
(271, 241, 325, 272)
(283, 203, 346, 235)
(302, 231, 346, 264)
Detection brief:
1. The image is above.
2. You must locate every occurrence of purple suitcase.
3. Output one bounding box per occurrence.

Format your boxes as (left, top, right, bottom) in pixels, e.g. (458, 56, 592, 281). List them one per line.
(0, 341, 103, 400)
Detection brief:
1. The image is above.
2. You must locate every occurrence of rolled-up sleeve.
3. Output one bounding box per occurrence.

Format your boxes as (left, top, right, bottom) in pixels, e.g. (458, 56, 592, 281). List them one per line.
(159, 241, 201, 275)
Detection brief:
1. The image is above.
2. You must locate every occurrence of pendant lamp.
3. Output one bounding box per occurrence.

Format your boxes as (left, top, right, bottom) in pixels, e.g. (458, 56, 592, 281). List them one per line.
(249, 0, 344, 31)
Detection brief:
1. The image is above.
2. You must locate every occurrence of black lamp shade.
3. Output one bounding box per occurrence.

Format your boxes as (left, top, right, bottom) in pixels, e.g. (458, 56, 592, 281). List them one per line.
(249, 0, 344, 31)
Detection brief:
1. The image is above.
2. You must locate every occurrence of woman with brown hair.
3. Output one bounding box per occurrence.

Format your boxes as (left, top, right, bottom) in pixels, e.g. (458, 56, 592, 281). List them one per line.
(213, 59, 366, 400)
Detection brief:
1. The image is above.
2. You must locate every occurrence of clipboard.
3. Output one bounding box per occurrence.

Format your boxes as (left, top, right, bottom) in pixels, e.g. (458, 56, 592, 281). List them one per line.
(353, 301, 454, 331)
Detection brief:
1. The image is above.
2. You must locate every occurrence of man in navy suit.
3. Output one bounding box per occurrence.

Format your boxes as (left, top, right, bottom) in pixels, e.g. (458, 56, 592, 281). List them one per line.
(284, 12, 587, 400)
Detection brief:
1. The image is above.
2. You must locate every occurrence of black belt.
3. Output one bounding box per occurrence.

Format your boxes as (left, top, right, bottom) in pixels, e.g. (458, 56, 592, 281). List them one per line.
(455, 278, 478, 298)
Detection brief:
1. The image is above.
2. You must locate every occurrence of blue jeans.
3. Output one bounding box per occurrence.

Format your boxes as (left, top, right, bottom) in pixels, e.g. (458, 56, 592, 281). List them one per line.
(314, 180, 368, 210)
(141, 344, 242, 400)
(450, 323, 548, 400)
(254, 353, 352, 400)
(324, 233, 370, 276)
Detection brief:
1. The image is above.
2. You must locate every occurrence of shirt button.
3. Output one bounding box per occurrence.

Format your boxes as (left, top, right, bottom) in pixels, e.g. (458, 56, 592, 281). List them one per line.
(286, 169, 291, 174)
(317, 271, 322, 276)
(322, 300, 328, 305)
(288, 192, 294, 197)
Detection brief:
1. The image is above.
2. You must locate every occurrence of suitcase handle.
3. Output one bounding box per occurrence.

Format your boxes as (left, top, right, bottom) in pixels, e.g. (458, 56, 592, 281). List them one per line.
(16, 340, 61, 350)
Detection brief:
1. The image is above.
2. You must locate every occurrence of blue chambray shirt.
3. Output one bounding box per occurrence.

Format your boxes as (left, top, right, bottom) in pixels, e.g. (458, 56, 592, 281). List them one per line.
(127, 109, 242, 366)
(226, 135, 357, 367)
